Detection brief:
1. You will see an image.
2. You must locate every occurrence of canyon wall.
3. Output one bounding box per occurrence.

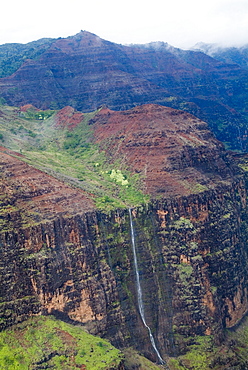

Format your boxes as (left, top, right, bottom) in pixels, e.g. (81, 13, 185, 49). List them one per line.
(0, 177, 247, 361)
(1, 104, 248, 363)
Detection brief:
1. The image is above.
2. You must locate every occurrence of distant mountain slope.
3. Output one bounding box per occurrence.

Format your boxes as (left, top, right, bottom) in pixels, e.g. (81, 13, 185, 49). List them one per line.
(0, 31, 248, 151)
(0, 37, 55, 78)
(192, 42, 248, 68)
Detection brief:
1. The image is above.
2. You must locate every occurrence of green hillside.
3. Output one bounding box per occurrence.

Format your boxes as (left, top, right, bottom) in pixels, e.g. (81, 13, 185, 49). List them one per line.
(0, 38, 55, 78)
(0, 105, 148, 210)
(0, 315, 123, 369)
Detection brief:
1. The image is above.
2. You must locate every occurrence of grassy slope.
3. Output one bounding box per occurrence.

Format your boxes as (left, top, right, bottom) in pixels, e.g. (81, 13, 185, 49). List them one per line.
(168, 316, 248, 370)
(0, 105, 149, 210)
(0, 315, 123, 369)
(3, 314, 248, 370)
(0, 315, 165, 370)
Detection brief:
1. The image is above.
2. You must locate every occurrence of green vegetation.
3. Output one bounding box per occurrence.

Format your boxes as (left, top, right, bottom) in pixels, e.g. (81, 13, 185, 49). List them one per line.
(176, 263, 194, 277)
(0, 38, 55, 78)
(168, 336, 213, 370)
(22, 148, 148, 210)
(20, 108, 54, 121)
(191, 183, 208, 193)
(122, 348, 163, 369)
(178, 179, 209, 194)
(168, 315, 248, 369)
(173, 217, 195, 231)
(0, 315, 123, 369)
(238, 156, 248, 173)
(0, 105, 149, 210)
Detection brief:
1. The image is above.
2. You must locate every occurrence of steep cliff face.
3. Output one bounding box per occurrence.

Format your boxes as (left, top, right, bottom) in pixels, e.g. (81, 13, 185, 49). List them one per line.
(0, 155, 247, 362)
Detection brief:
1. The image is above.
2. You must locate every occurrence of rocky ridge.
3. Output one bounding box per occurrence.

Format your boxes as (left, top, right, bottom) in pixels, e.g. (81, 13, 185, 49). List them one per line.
(92, 104, 235, 196)
(192, 42, 248, 69)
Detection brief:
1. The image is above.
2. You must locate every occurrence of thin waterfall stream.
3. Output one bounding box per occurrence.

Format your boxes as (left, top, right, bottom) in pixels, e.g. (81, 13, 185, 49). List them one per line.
(128, 208, 166, 365)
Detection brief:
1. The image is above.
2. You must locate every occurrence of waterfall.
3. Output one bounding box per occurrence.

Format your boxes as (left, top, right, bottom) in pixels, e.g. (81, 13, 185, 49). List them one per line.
(128, 208, 166, 365)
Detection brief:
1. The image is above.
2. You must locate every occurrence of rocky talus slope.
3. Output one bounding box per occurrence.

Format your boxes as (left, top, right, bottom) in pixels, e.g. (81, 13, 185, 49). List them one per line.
(0, 104, 247, 364)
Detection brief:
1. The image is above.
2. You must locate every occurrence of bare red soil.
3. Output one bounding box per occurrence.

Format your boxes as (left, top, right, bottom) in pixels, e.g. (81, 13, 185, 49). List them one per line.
(0, 149, 94, 222)
(55, 106, 84, 130)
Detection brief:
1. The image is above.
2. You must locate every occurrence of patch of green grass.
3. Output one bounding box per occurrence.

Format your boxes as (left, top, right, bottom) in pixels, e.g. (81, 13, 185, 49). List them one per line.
(0, 315, 123, 369)
(222, 213, 231, 219)
(168, 336, 214, 370)
(177, 263, 194, 277)
(22, 146, 149, 210)
(173, 217, 195, 231)
(191, 183, 208, 193)
(21, 109, 55, 121)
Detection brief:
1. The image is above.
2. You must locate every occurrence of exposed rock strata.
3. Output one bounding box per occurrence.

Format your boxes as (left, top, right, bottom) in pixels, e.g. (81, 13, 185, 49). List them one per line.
(0, 148, 94, 226)
(0, 31, 247, 150)
(0, 180, 247, 359)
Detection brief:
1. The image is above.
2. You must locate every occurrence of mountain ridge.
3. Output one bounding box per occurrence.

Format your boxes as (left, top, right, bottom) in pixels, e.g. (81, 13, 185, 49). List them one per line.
(192, 41, 248, 68)
(0, 31, 247, 151)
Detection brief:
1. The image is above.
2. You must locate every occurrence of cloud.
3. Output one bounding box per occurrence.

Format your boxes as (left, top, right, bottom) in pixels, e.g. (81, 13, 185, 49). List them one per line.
(1, 0, 248, 48)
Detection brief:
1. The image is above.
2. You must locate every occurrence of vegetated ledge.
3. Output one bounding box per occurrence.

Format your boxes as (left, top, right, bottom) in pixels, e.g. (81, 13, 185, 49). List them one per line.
(91, 104, 241, 198)
(0, 103, 242, 207)
(0, 315, 124, 369)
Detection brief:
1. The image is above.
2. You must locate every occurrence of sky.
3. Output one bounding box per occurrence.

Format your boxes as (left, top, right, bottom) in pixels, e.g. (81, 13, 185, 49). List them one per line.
(1, 0, 248, 49)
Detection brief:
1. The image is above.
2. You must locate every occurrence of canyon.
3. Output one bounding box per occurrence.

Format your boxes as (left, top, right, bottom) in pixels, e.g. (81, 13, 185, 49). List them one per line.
(0, 31, 248, 151)
(0, 103, 248, 368)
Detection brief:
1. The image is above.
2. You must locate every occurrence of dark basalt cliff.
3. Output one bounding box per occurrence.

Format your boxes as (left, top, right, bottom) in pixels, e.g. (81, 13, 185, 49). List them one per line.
(0, 31, 247, 150)
(0, 104, 248, 363)
(0, 165, 247, 360)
